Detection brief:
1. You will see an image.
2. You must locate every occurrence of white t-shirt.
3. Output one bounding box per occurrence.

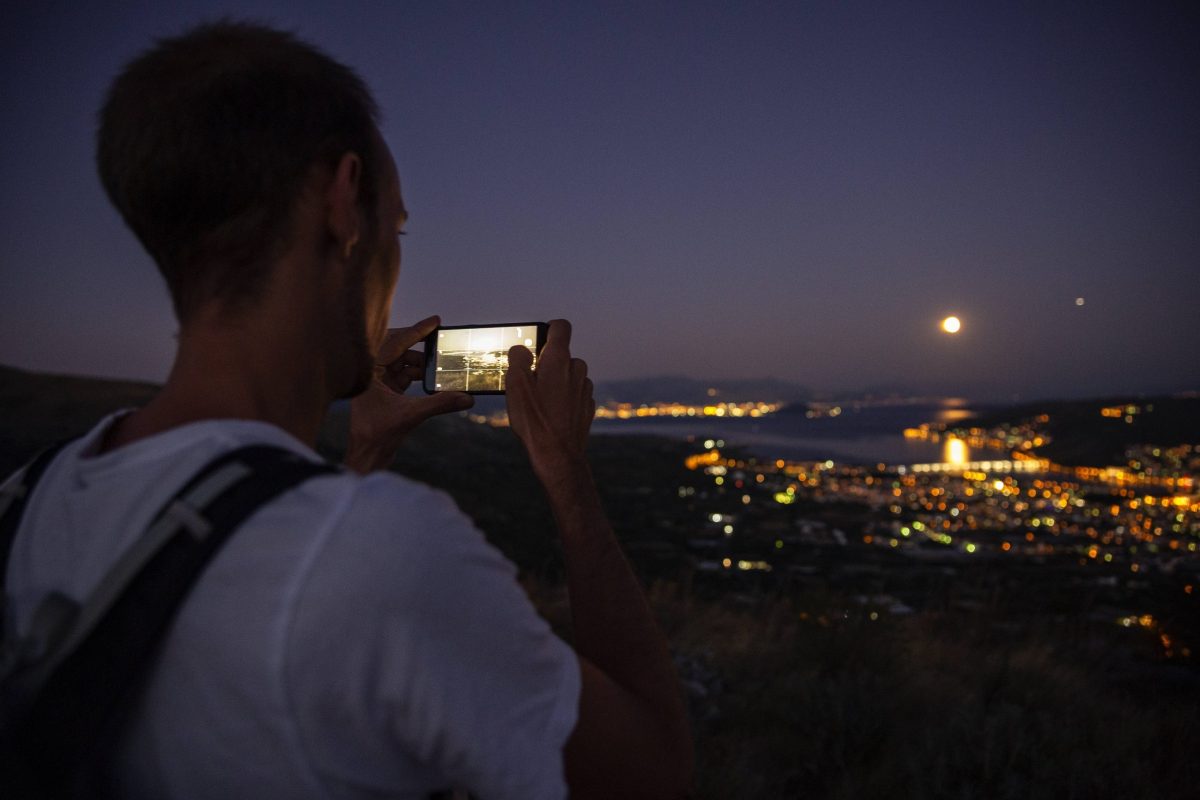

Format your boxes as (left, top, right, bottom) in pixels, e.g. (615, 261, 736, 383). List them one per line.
(3, 413, 580, 799)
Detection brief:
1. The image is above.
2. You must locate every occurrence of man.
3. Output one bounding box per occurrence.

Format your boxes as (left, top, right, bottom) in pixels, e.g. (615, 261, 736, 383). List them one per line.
(3, 21, 692, 799)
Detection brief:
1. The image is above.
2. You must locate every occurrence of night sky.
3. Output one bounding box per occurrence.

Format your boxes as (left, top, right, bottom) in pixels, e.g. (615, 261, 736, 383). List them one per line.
(1, 1, 1196, 401)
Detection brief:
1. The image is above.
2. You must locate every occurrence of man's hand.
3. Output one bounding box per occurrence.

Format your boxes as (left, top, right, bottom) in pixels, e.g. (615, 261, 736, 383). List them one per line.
(505, 319, 595, 487)
(346, 315, 472, 473)
(508, 321, 694, 797)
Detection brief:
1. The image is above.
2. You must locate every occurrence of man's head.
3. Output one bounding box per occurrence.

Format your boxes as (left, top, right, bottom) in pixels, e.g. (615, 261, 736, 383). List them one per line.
(100, 21, 386, 321)
(98, 20, 403, 397)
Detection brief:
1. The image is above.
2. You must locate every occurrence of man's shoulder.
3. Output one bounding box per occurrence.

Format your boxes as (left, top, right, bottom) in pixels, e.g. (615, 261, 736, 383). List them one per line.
(323, 469, 485, 557)
(20, 412, 475, 561)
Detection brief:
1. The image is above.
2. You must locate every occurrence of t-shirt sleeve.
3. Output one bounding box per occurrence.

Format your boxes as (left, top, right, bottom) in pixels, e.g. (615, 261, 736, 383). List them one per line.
(284, 473, 580, 800)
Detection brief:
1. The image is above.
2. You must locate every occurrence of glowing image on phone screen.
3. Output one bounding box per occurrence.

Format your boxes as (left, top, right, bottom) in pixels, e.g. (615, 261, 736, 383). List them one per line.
(434, 326, 537, 391)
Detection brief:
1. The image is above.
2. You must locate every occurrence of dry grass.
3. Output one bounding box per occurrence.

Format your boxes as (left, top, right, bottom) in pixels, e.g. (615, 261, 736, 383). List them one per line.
(530, 580, 1200, 800)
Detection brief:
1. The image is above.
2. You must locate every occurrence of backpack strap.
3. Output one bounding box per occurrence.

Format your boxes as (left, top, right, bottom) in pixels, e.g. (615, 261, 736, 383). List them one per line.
(0, 441, 72, 591)
(2, 443, 339, 797)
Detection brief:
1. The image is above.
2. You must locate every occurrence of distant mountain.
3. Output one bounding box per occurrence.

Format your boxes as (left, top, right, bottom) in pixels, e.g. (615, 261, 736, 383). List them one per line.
(822, 383, 922, 402)
(594, 376, 810, 406)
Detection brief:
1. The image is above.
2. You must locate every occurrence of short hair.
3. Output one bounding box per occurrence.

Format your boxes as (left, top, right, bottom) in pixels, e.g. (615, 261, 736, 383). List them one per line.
(97, 20, 381, 320)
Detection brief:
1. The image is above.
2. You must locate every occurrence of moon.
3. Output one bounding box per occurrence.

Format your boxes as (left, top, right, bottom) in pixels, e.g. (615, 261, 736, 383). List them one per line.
(941, 315, 962, 334)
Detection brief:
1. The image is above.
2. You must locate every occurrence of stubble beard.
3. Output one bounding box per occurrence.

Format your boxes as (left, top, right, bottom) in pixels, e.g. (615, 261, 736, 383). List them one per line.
(336, 252, 377, 400)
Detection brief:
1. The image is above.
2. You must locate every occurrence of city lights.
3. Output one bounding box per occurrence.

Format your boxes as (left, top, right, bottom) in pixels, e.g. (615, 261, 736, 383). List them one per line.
(675, 407, 1196, 641)
(594, 400, 781, 421)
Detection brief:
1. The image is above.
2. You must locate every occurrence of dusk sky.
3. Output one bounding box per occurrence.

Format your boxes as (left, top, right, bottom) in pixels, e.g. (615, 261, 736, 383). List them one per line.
(1, 1, 1196, 402)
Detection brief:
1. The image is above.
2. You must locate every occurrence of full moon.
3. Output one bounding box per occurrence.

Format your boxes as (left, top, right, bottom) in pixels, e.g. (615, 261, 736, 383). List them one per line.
(941, 315, 962, 334)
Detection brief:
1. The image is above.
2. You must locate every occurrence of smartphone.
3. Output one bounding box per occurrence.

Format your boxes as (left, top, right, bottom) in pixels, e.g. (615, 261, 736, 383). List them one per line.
(423, 322, 549, 394)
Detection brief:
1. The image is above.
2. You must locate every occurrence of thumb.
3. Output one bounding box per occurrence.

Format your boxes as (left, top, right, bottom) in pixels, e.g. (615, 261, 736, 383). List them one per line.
(378, 315, 439, 364)
(413, 391, 473, 421)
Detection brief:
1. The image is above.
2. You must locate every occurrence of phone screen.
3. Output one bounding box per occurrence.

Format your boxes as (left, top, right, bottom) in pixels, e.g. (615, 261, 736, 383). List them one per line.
(424, 323, 546, 394)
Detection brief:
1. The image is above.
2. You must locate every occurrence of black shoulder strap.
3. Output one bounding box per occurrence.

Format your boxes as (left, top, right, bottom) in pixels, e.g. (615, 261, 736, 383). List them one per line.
(0, 440, 72, 591)
(3, 443, 339, 797)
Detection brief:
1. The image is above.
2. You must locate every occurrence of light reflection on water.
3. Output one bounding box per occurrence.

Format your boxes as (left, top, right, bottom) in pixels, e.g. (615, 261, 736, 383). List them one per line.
(944, 437, 969, 465)
(936, 408, 974, 425)
(591, 401, 1002, 466)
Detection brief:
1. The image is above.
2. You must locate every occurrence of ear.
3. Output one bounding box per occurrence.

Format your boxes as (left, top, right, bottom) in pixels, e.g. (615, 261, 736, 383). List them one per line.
(327, 151, 363, 260)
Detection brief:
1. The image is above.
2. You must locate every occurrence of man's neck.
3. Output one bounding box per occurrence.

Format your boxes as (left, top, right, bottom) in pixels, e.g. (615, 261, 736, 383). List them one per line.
(101, 306, 334, 454)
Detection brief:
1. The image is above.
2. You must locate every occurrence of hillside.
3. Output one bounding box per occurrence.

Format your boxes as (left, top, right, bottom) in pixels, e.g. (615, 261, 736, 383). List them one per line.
(955, 395, 1200, 467)
(0, 365, 158, 475)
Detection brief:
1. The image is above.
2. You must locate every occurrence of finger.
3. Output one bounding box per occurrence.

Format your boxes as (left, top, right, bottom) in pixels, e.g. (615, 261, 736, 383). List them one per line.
(384, 350, 424, 379)
(382, 348, 422, 384)
(504, 347, 536, 438)
(377, 315, 441, 364)
(575, 376, 595, 450)
(381, 367, 420, 394)
(507, 343, 534, 372)
(538, 319, 573, 369)
(580, 397, 596, 448)
(563, 361, 589, 417)
(410, 314, 441, 338)
(546, 318, 572, 349)
(580, 376, 594, 422)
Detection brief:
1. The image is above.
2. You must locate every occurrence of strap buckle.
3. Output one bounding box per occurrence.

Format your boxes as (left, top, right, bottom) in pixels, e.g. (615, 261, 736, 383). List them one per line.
(164, 499, 213, 540)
